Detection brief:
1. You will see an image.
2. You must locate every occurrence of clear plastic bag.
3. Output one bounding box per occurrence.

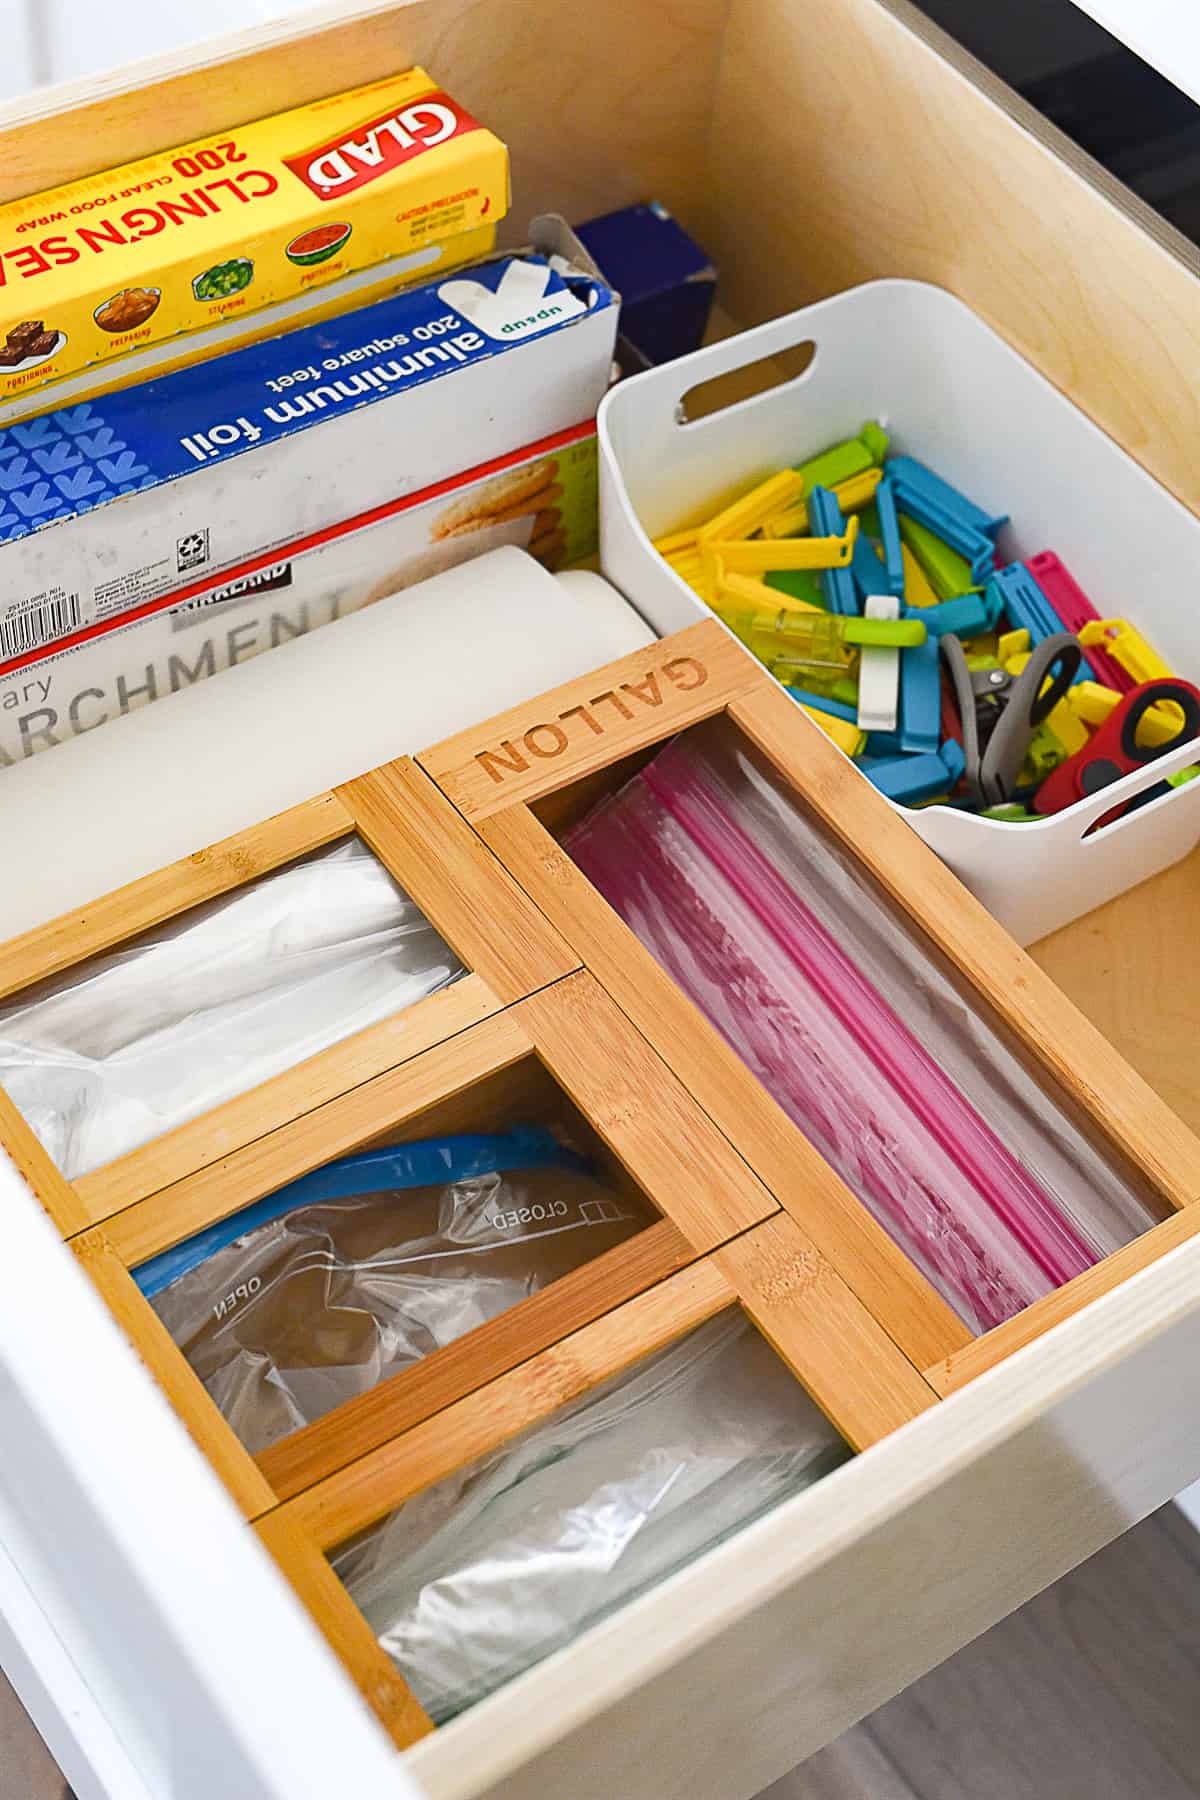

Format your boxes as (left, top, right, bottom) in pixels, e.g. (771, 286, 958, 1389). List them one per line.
(334, 1312, 847, 1722)
(566, 723, 1159, 1333)
(0, 839, 463, 1178)
(144, 1128, 650, 1455)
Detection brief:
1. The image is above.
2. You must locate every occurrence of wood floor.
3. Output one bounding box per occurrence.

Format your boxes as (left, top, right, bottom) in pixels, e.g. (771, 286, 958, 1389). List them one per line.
(6, 1506, 1200, 1798)
(0, 1671, 64, 1800)
(764, 1504, 1200, 1800)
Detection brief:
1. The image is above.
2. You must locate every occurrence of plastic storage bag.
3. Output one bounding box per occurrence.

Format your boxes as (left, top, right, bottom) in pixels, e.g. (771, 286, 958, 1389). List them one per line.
(142, 1128, 650, 1455)
(566, 723, 1159, 1333)
(334, 1311, 847, 1722)
(0, 839, 462, 1179)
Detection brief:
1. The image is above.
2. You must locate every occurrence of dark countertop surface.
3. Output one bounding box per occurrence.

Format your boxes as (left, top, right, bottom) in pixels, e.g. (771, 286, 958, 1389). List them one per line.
(913, 0, 1200, 246)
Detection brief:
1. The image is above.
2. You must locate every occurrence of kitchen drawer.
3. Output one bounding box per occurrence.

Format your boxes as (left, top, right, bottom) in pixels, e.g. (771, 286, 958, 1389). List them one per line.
(3, 2, 1200, 1799)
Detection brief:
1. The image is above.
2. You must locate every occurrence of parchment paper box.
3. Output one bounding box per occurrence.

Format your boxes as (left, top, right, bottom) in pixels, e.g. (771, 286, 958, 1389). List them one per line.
(0, 421, 599, 765)
(0, 253, 617, 658)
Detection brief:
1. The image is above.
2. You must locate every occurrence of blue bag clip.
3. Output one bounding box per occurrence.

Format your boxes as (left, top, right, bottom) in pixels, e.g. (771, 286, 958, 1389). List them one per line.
(898, 633, 941, 754)
(887, 456, 1007, 584)
(807, 485, 860, 616)
(987, 564, 1097, 683)
(859, 739, 966, 803)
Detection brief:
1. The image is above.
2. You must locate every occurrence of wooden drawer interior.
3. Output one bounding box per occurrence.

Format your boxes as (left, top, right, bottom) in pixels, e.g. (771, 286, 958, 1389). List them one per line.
(1, 0, 1200, 1782)
(0, 2, 1195, 1130)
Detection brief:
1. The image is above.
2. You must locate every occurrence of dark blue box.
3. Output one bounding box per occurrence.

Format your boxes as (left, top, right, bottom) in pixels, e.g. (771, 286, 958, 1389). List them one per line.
(575, 202, 716, 365)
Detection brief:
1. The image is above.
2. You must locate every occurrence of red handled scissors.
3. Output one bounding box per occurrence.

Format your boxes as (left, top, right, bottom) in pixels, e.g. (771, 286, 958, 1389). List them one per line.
(1033, 678, 1200, 818)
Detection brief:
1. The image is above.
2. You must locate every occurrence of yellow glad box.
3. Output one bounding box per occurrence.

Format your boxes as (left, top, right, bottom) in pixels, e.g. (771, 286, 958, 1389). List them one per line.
(0, 69, 509, 404)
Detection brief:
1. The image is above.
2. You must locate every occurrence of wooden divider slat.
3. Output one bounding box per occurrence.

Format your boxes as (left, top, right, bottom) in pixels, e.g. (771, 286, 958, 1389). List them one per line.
(517, 972, 776, 1249)
(336, 758, 580, 1000)
(0, 792, 353, 1006)
(272, 1258, 737, 1552)
(928, 1205, 1200, 1396)
(72, 1229, 274, 1519)
(101, 1009, 534, 1270)
(73, 973, 502, 1226)
(417, 621, 757, 820)
(714, 1214, 938, 1451)
(258, 1219, 696, 1501)
(255, 1510, 434, 1750)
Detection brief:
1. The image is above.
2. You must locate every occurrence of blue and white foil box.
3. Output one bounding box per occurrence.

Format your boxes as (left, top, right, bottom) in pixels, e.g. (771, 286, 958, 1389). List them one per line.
(0, 255, 616, 659)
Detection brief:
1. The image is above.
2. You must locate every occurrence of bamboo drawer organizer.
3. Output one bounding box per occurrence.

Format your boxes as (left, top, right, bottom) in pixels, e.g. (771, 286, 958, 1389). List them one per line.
(0, 711, 928, 1750)
(1, 612, 1199, 1749)
(418, 617, 1200, 1393)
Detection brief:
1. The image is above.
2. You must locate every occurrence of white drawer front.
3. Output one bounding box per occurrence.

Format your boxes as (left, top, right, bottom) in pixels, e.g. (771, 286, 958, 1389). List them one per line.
(408, 1237, 1200, 1800)
(0, 1154, 420, 1800)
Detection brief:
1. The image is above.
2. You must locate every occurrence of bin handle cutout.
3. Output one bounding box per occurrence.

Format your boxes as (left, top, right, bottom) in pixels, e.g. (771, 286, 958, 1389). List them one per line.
(1071, 731, 1200, 846)
(677, 339, 817, 424)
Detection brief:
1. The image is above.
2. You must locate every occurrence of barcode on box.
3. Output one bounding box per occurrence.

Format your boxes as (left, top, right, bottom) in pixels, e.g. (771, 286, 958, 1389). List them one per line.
(0, 594, 82, 659)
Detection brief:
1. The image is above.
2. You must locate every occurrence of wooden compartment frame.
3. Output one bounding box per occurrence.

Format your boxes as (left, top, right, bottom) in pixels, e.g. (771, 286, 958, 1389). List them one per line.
(258, 1217, 900, 1750)
(0, 758, 580, 1234)
(0, 716, 945, 1751)
(68, 958, 935, 1501)
(59, 943, 941, 1750)
(418, 618, 1200, 1395)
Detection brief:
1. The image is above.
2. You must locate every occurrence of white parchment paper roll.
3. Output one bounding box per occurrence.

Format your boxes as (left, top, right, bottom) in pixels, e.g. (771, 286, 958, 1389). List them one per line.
(0, 548, 654, 937)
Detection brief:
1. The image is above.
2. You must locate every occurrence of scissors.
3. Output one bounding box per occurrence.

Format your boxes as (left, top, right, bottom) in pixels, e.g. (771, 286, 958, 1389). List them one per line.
(940, 631, 1082, 809)
(1033, 677, 1200, 818)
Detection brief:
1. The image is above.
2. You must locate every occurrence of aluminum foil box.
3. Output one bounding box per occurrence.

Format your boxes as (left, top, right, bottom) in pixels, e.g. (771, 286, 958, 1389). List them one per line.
(0, 254, 616, 658)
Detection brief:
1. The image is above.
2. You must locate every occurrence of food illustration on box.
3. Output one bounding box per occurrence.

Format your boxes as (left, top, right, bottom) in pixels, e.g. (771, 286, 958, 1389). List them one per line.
(286, 224, 353, 266)
(360, 433, 595, 600)
(192, 261, 254, 303)
(94, 289, 161, 333)
(433, 458, 566, 567)
(0, 68, 510, 400)
(0, 321, 65, 370)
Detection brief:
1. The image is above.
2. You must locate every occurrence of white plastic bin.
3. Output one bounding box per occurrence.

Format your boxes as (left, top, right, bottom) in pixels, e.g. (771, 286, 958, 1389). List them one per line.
(597, 280, 1200, 945)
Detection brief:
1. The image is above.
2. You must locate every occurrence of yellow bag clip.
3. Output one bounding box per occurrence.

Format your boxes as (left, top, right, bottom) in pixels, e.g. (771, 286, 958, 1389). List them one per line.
(1078, 618, 1173, 685)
